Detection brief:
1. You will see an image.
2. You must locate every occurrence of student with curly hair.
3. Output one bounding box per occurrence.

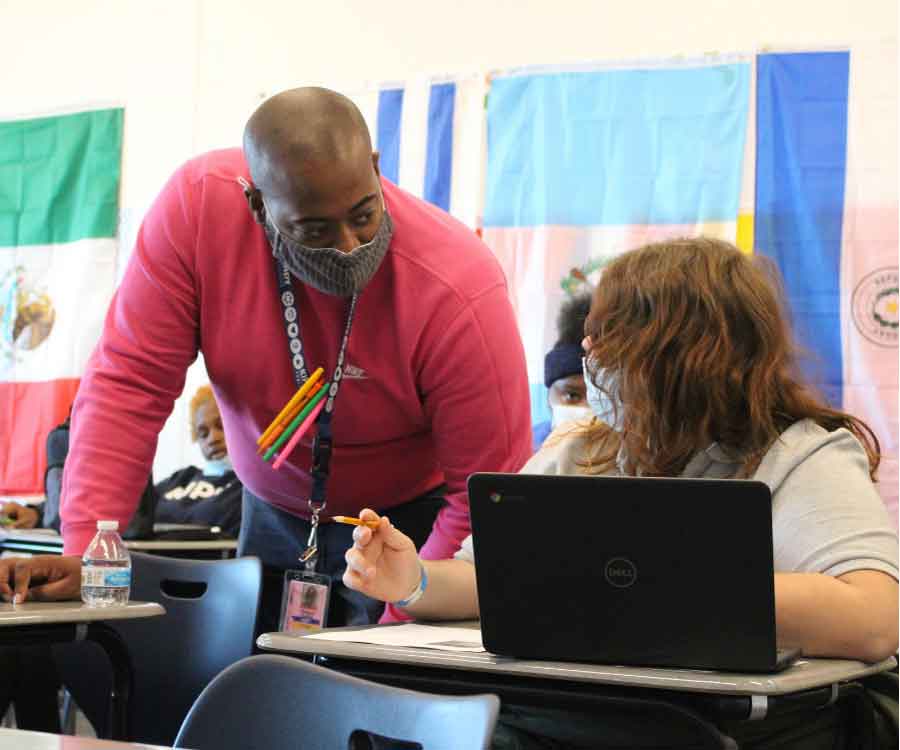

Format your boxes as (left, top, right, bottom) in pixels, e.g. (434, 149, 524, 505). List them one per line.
(344, 237, 898, 748)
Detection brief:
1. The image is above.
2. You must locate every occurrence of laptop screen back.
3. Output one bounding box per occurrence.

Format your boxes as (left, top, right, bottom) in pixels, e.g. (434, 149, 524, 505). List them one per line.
(468, 473, 777, 672)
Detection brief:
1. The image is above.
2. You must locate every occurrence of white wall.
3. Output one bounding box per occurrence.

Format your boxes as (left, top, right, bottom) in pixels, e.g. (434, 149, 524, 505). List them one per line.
(2, 0, 896, 480)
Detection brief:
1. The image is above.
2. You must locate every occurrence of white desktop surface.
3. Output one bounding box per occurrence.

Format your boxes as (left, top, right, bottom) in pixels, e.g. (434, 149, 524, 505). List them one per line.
(0, 529, 63, 544)
(0, 529, 236, 552)
(0, 728, 169, 749)
(124, 539, 237, 551)
(258, 621, 897, 697)
(0, 600, 164, 626)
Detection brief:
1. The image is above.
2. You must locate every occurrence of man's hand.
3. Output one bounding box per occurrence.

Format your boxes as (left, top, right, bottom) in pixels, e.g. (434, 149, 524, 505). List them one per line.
(0, 502, 40, 529)
(343, 508, 422, 604)
(0, 555, 81, 604)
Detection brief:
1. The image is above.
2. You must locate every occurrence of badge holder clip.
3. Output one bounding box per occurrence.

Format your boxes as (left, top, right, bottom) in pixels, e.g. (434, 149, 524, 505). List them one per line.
(280, 502, 331, 633)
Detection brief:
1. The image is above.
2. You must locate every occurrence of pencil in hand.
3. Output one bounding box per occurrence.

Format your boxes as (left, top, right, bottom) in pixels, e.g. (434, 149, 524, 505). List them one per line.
(332, 515, 380, 530)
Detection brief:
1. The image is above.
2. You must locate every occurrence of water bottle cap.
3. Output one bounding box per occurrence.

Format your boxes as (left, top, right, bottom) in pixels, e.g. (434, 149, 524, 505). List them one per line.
(97, 520, 119, 531)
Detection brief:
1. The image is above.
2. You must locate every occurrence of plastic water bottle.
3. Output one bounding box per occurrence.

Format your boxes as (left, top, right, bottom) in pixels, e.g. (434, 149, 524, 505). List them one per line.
(81, 520, 131, 607)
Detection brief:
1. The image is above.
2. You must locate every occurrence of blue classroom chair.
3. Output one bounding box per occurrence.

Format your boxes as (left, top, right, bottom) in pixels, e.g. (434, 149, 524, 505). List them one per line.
(55, 551, 262, 744)
(174, 654, 500, 750)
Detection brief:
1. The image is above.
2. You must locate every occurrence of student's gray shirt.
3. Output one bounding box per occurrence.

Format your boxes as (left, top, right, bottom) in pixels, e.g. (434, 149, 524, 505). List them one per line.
(456, 419, 899, 580)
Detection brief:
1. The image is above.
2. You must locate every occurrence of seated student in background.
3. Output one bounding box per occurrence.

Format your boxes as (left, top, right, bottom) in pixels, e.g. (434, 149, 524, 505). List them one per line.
(0, 387, 242, 538)
(154, 385, 242, 538)
(531, 293, 592, 451)
(344, 238, 898, 748)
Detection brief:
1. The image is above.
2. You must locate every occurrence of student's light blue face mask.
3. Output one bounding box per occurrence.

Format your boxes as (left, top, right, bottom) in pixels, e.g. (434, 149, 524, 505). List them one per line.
(203, 456, 232, 478)
(582, 358, 624, 431)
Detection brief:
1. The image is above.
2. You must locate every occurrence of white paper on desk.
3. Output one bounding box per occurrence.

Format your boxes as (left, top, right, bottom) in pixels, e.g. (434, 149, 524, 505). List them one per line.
(6, 528, 59, 536)
(304, 624, 486, 652)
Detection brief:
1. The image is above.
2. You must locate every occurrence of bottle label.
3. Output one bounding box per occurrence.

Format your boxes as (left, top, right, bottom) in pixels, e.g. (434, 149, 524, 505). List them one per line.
(82, 567, 131, 588)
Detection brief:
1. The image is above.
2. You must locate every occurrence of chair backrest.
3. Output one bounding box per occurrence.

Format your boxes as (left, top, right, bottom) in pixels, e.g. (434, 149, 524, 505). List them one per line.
(43, 413, 157, 538)
(42, 417, 70, 531)
(55, 552, 261, 745)
(174, 654, 500, 750)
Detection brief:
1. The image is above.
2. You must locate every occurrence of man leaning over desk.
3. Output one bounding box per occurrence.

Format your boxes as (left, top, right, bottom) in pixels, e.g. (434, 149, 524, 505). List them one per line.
(59, 87, 532, 630)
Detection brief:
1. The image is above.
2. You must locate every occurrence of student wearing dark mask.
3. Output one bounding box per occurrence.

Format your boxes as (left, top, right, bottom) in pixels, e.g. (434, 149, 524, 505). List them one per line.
(60, 87, 531, 631)
(531, 294, 592, 451)
(154, 385, 242, 537)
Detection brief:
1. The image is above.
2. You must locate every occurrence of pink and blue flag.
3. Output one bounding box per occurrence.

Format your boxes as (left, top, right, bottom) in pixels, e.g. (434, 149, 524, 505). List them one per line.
(482, 57, 752, 432)
(754, 47, 898, 521)
(481, 51, 897, 522)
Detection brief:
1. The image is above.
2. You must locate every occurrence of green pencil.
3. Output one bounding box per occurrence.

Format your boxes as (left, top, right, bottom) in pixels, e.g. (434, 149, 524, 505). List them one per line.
(263, 383, 329, 461)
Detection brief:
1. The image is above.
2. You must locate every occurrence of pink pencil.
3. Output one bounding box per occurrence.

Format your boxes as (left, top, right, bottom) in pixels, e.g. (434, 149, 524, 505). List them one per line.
(272, 399, 326, 470)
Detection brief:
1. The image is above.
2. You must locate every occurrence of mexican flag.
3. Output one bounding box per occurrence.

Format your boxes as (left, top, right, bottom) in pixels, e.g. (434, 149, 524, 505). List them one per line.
(0, 107, 123, 495)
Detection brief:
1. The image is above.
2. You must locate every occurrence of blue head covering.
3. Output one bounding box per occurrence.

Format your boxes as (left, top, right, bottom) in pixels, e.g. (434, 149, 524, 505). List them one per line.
(544, 342, 583, 388)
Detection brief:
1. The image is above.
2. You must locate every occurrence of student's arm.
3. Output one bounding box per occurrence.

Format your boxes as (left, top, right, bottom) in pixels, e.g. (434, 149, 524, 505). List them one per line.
(343, 509, 479, 620)
(770, 427, 899, 662)
(411, 559, 479, 621)
(775, 569, 898, 662)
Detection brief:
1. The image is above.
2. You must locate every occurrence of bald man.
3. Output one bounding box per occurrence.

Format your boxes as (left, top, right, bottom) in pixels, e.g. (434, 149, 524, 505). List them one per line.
(61, 88, 531, 629)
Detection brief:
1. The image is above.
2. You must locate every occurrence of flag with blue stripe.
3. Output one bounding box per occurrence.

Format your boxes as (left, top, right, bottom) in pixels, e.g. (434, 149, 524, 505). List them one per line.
(351, 77, 487, 231)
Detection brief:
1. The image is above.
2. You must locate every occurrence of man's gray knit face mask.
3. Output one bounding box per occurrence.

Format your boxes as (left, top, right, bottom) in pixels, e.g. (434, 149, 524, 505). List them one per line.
(263, 203, 393, 298)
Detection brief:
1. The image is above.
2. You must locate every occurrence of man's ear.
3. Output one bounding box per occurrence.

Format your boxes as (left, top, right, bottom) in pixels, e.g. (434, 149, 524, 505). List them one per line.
(243, 185, 266, 225)
(371, 151, 380, 177)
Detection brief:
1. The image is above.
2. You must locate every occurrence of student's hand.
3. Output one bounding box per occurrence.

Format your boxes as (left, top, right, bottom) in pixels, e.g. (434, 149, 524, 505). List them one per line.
(343, 509, 422, 604)
(0, 502, 39, 529)
(0, 555, 82, 604)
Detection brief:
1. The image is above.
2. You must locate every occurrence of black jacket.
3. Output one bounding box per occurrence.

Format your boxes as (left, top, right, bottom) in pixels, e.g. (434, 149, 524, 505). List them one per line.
(154, 467, 242, 538)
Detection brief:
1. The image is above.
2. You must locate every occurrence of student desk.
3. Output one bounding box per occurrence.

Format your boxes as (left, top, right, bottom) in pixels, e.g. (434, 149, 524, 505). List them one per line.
(0, 728, 171, 749)
(0, 530, 66, 556)
(0, 530, 237, 560)
(0, 602, 165, 741)
(258, 621, 896, 749)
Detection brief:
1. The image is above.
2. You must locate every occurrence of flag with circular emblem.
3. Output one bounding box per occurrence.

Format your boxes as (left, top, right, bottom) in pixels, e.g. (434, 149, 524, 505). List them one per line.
(0, 107, 123, 496)
(481, 48, 897, 524)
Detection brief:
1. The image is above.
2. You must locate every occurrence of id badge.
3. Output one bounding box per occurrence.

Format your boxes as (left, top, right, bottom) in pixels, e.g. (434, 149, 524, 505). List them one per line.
(279, 569, 331, 633)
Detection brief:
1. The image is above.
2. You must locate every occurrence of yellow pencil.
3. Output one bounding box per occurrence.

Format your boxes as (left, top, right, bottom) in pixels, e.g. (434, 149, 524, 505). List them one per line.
(332, 516, 380, 530)
(257, 367, 324, 447)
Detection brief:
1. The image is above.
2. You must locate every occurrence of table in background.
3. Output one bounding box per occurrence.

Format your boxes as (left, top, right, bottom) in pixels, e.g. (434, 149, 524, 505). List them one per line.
(0, 602, 165, 741)
(258, 621, 896, 748)
(0, 530, 237, 560)
(0, 728, 170, 749)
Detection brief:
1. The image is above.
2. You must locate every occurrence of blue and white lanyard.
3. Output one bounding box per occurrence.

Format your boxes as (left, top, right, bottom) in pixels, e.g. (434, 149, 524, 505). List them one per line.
(274, 258, 358, 543)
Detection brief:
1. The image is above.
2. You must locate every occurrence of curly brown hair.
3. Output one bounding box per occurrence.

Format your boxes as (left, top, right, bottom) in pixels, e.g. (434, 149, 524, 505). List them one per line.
(580, 237, 880, 479)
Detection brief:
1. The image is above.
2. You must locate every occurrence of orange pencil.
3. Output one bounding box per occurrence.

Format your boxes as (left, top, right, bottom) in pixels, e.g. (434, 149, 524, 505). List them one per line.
(257, 379, 325, 454)
(331, 516, 380, 530)
(257, 368, 324, 448)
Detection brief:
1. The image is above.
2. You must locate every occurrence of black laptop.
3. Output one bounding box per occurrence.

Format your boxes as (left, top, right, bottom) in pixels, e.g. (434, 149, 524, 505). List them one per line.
(467, 472, 800, 673)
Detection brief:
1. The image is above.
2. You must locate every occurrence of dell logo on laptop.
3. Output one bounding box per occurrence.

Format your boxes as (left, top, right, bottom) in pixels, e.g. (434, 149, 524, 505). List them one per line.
(604, 557, 637, 588)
